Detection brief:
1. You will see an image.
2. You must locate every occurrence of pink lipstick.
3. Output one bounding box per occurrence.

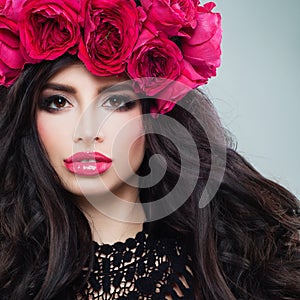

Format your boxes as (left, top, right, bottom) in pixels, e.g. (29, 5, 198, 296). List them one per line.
(64, 152, 112, 176)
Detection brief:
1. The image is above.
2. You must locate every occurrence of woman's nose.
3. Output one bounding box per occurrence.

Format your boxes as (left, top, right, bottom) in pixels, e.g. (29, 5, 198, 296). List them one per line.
(72, 105, 105, 144)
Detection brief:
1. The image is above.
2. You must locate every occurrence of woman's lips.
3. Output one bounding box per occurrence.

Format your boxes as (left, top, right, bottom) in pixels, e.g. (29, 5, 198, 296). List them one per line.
(64, 152, 112, 176)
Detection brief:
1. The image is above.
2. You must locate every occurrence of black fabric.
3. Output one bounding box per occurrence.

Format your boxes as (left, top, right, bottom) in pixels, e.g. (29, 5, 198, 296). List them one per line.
(77, 223, 195, 299)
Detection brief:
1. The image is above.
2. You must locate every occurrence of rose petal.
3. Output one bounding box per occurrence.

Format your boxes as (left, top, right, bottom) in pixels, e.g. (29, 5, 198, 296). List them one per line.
(0, 60, 22, 87)
(140, 0, 197, 37)
(0, 41, 25, 68)
(19, 0, 81, 60)
(0, 15, 25, 86)
(78, 0, 139, 76)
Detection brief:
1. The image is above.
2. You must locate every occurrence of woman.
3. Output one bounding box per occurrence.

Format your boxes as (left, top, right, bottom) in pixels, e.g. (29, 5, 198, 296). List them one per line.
(1, 0, 300, 299)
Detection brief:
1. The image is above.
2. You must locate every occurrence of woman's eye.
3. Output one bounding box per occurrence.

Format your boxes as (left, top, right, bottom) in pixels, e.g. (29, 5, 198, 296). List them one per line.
(102, 95, 136, 111)
(39, 95, 72, 112)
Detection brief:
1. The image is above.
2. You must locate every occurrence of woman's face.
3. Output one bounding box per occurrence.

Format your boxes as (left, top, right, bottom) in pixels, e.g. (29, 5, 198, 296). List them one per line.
(36, 63, 145, 199)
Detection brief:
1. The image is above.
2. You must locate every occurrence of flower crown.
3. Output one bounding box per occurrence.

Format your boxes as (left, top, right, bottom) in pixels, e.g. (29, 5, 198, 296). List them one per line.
(0, 0, 222, 114)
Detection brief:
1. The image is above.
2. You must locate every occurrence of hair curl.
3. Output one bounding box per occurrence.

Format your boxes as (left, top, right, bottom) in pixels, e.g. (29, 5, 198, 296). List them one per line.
(0, 55, 299, 299)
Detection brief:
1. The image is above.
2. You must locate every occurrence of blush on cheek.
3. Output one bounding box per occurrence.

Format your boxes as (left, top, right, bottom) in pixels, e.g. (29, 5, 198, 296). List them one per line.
(36, 116, 47, 144)
(130, 118, 145, 165)
(111, 117, 145, 175)
(36, 114, 61, 154)
(129, 135, 145, 170)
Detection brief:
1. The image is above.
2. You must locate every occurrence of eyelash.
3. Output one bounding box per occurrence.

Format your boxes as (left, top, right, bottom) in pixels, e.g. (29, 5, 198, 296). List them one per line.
(38, 95, 71, 112)
(38, 94, 136, 113)
(102, 95, 136, 111)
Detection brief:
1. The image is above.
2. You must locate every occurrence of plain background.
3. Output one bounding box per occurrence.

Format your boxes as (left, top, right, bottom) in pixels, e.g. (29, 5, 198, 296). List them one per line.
(202, 0, 300, 198)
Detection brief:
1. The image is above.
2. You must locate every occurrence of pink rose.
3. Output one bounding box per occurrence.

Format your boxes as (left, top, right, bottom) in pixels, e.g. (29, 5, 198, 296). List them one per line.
(0, 16, 25, 87)
(78, 0, 139, 76)
(140, 0, 198, 37)
(150, 98, 175, 116)
(127, 28, 184, 96)
(0, 0, 6, 11)
(18, 0, 82, 61)
(181, 2, 222, 82)
(0, 0, 27, 22)
(150, 69, 196, 114)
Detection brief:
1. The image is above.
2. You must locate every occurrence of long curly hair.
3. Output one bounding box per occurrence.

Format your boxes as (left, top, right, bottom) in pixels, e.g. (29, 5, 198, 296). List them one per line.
(0, 55, 299, 300)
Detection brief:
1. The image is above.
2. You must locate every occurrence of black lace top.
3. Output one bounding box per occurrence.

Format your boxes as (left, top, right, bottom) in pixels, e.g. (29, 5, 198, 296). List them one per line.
(77, 223, 195, 299)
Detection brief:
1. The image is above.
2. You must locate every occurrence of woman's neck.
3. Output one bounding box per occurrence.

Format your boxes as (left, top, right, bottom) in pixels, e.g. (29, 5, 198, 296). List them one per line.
(75, 187, 146, 245)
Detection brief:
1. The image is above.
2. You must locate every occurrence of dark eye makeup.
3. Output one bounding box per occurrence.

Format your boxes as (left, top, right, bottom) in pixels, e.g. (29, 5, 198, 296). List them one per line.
(38, 95, 71, 112)
(38, 94, 137, 113)
(102, 95, 137, 111)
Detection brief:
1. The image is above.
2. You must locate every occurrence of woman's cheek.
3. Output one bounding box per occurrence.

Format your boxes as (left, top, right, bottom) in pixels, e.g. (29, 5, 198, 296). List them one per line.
(129, 133, 145, 166)
(36, 113, 71, 160)
(36, 114, 53, 147)
(110, 114, 145, 174)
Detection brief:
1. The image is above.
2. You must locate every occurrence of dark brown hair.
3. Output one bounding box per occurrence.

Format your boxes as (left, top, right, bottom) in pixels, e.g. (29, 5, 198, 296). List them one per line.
(0, 55, 299, 299)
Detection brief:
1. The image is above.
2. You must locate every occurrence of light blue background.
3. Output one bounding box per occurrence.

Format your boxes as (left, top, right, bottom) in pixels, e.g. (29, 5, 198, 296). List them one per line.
(203, 0, 300, 198)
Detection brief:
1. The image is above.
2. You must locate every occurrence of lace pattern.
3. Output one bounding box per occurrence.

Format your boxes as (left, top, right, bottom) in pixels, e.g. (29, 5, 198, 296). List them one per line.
(77, 225, 194, 299)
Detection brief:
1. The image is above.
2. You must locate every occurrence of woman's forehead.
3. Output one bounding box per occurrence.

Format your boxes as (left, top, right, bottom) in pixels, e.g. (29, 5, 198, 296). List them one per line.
(47, 63, 130, 87)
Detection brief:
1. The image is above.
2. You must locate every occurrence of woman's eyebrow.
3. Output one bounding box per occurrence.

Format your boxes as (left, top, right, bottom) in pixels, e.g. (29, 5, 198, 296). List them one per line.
(42, 82, 135, 94)
(42, 83, 76, 93)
